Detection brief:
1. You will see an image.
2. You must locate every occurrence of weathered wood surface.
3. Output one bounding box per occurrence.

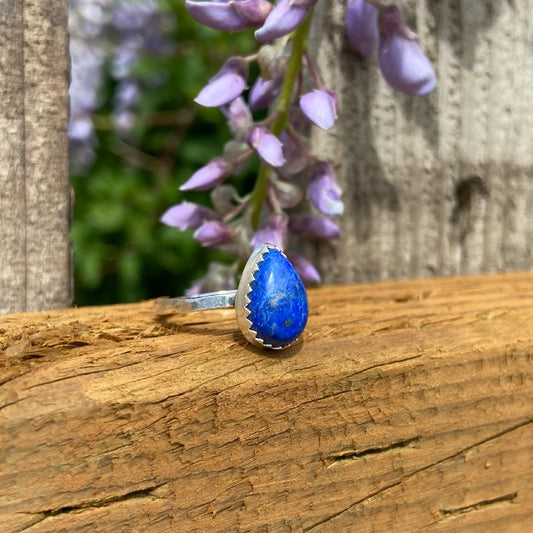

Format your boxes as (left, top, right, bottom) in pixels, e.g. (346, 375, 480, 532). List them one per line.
(310, 0, 533, 282)
(1, 272, 532, 532)
(0, 0, 71, 314)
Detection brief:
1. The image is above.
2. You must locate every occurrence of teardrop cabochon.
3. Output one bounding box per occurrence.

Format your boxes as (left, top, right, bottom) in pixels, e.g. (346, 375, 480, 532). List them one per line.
(235, 244, 309, 349)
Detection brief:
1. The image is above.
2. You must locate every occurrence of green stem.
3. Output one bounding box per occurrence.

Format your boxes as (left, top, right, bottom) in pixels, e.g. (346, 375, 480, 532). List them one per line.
(249, 12, 313, 229)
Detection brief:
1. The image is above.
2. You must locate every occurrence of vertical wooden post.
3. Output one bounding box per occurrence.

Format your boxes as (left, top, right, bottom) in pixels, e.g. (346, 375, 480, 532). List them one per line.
(309, 0, 533, 283)
(0, 0, 71, 313)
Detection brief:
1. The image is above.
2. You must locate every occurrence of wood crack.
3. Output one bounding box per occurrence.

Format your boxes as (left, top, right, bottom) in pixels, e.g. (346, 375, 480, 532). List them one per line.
(0, 369, 32, 388)
(325, 437, 419, 467)
(0, 398, 25, 413)
(20, 357, 146, 391)
(343, 353, 423, 379)
(21, 483, 167, 531)
(438, 491, 518, 520)
(304, 418, 532, 531)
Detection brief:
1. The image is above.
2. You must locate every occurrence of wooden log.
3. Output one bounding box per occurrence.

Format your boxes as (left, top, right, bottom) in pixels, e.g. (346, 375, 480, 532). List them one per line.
(0, 0, 71, 314)
(309, 0, 533, 282)
(1, 272, 532, 532)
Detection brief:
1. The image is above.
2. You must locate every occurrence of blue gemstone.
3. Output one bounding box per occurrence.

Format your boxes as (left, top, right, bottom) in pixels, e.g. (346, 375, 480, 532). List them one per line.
(246, 248, 308, 347)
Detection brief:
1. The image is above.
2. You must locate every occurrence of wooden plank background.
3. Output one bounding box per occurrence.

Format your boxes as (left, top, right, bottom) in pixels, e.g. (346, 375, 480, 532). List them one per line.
(0, 0, 533, 312)
(1, 272, 532, 531)
(1, 1, 532, 313)
(0, 0, 71, 314)
(309, 0, 533, 282)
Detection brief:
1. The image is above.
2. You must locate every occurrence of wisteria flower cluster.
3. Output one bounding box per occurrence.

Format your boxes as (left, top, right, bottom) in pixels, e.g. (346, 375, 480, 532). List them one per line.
(68, 0, 172, 172)
(161, 0, 436, 295)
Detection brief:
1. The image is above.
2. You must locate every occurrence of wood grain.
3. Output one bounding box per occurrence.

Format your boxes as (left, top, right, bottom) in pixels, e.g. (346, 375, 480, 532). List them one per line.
(0, 0, 71, 314)
(308, 0, 533, 282)
(1, 272, 532, 532)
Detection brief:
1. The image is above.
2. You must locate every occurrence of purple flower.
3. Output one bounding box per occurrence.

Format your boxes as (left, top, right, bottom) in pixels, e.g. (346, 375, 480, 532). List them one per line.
(307, 161, 344, 216)
(248, 125, 285, 167)
(345, 0, 379, 58)
(114, 80, 140, 111)
(255, 0, 317, 43)
(112, 110, 136, 134)
(111, 2, 158, 32)
(233, 0, 275, 26)
(286, 253, 321, 284)
(290, 0, 319, 5)
(160, 202, 218, 230)
(252, 212, 288, 249)
(300, 89, 338, 130)
(289, 215, 340, 239)
(194, 57, 248, 108)
(249, 75, 283, 111)
(221, 96, 252, 137)
(68, 113, 93, 142)
(194, 220, 233, 247)
(186, 0, 273, 32)
(378, 6, 436, 96)
(180, 157, 231, 191)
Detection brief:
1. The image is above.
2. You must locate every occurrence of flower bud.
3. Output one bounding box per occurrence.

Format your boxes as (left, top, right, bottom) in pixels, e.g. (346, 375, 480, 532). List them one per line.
(255, 0, 316, 43)
(194, 220, 233, 247)
(194, 56, 248, 108)
(299, 89, 337, 130)
(271, 179, 303, 209)
(249, 76, 283, 112)
(233, 0, 275, 26)
(210, 184, 240, 215)
(247, 125, 285, 167)
(257, 44, 281, 80)
(221, 96, 252, 137)
(286, 253, 321, 285)
(378, 5, 436, 96)
(307, 161, 344, 216)
(289, 215, 341, 239)
(186, 0, 272, 32)
(345, 0, 379, 58)
(252, 212, 288, 249)
(180, 157, 231, 191)
(222, 139, 253, 174)
(290, 0, 319, 6)
(160, 202, 218, 231)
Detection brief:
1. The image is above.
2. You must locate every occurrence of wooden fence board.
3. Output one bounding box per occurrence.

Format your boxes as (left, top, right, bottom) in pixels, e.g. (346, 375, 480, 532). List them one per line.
(309, 0, 533, 283)
(0, 0, 71, 314)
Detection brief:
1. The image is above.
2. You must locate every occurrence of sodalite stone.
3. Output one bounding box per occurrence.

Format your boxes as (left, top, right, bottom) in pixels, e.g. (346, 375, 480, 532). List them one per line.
(246, 248, 308, 347)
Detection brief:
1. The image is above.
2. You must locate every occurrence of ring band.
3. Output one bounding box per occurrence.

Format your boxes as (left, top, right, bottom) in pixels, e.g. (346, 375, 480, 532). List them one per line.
(158, 289, 237, 313)
(157, 244, 309, 350)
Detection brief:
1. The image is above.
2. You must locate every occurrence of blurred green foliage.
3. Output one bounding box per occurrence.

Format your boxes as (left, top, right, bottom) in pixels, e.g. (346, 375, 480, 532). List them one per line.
(71, 1, 256, 305)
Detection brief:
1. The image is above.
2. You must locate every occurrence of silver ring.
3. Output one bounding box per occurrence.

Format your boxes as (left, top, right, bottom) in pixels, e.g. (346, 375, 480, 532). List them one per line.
(157, 244, 309, 350)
